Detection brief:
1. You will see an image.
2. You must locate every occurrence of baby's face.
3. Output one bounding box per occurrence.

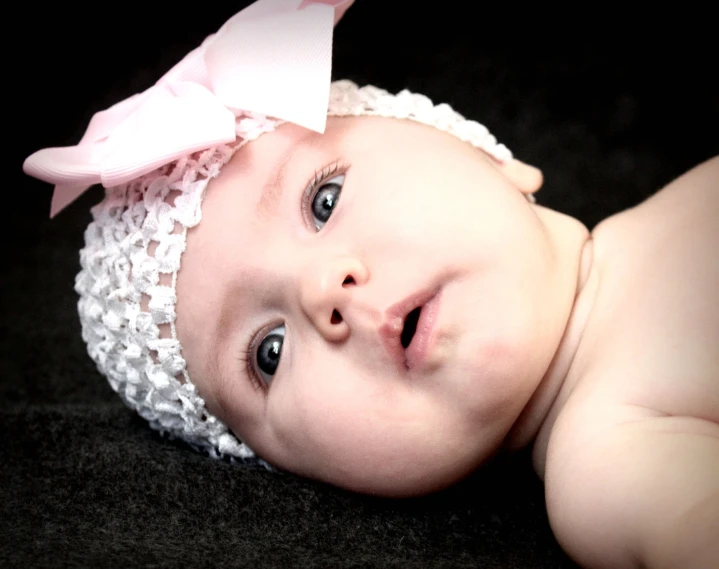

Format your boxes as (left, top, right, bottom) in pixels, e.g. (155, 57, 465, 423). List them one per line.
(176, 116, 565, 496)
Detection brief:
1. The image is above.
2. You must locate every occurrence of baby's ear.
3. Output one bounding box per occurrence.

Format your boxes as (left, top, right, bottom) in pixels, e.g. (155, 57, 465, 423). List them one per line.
(492, 158, 544, 195)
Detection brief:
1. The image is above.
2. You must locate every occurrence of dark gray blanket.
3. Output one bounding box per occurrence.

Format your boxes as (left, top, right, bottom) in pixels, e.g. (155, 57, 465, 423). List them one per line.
(4, 3, 716, 567)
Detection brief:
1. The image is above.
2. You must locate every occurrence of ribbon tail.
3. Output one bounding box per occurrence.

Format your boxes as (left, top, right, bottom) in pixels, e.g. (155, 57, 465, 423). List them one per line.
(24, 145, 103, 217)
(51, 183, 93, 218)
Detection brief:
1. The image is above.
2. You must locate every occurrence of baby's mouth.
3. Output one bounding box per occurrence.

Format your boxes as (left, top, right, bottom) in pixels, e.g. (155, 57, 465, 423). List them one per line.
(381, 287, 439, 373)
(401, 307, 421, 349)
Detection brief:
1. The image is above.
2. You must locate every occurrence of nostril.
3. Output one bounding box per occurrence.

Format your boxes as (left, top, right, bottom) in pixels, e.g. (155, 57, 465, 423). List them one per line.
(331, 309, 343, 325)
(342, 276, 355, 286)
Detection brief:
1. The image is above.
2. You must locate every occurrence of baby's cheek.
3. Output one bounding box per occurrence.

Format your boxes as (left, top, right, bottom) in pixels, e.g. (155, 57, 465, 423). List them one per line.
(267, 375, 368, 458)
(263, 379, 469, 494)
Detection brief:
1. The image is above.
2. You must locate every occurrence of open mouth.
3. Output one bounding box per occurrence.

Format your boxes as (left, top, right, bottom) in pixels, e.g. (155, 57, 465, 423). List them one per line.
(381, 288, 441, 373)
(401, 307, 421, 349)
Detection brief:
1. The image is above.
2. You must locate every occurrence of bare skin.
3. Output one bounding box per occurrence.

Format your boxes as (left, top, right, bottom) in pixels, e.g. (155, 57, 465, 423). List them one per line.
(175, 116, 718, 569)
(536, 157, 719, 569)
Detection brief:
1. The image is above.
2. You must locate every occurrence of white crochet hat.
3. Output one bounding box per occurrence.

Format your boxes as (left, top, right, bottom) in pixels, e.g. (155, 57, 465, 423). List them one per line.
(23, 2, 521, 461)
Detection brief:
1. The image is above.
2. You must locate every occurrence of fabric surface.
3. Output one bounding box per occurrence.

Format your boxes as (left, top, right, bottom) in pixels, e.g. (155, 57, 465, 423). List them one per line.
(4, 2, 717, 568)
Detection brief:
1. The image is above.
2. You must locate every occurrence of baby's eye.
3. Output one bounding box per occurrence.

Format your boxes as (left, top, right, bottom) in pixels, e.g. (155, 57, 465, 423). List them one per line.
(255, 325, 285, 386)
(311, 174, 344, 230)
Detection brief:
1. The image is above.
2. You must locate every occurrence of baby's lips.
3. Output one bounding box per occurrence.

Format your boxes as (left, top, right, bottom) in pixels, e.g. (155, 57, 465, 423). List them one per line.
(378, 286, 440, 374)
(379, 315, 408, 373)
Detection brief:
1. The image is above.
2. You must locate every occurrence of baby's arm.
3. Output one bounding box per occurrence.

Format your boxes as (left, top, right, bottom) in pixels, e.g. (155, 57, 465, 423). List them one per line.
(546, 417, 719, 569)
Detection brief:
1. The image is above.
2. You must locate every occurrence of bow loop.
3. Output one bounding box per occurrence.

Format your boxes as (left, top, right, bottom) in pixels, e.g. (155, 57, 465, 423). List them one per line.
(100, 83, 236, 188)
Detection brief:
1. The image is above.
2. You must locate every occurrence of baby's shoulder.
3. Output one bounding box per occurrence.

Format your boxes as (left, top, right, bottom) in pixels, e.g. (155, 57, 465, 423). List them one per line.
(575, 155, 719, 423)
(544, 400, 719, 569)
(541, 156, 719, 568)
(598, 154, 719, 257)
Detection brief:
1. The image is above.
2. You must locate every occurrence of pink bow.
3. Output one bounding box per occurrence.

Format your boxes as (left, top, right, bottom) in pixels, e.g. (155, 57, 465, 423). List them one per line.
(23, 0, 353, 217)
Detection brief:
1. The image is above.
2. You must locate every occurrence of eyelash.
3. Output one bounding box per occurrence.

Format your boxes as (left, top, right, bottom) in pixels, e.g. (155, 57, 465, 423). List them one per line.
(238, 326, 273, 393)
(241, 160, 348, 391)
(301, 159, 348, 231)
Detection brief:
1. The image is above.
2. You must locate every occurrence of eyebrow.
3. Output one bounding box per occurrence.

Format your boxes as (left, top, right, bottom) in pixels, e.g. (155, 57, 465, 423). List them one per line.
(257, 152, 291, 220)
(257, 130, 320, 220)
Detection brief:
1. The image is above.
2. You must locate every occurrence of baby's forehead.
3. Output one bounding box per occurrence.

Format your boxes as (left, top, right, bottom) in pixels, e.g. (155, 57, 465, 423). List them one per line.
(324, 115, 463, 147)
(214, 115, 460, 192)
(293, 114, 470, 154)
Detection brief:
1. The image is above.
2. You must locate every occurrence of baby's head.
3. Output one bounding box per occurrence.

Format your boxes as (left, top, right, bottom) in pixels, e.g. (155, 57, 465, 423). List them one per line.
(177, 109, 577, 496)
(24, 1, 580, 496)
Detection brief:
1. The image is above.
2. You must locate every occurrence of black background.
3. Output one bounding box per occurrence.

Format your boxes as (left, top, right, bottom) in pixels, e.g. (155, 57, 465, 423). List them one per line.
(3, 2, 717, 568)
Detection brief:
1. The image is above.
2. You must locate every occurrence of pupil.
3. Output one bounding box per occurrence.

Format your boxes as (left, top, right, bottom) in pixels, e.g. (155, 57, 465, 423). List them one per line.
(257, 334, 283, 375)
(312, 184, 340, 223)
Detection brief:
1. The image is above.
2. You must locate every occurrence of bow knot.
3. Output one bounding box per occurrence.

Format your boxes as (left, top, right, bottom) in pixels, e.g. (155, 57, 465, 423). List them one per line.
(23, 0, 352, 217)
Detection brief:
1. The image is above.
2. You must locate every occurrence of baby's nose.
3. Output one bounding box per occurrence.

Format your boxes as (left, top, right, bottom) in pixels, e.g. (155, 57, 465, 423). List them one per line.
(299, 255, 369, 342)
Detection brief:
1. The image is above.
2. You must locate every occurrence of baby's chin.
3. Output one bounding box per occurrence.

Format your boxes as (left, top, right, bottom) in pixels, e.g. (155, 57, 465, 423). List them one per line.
(313, 456, 485, 498)
(259, 436, 497, 498)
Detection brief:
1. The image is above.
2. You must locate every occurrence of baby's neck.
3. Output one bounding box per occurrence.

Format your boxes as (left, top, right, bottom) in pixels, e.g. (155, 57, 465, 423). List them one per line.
(503, 207, 597, 475)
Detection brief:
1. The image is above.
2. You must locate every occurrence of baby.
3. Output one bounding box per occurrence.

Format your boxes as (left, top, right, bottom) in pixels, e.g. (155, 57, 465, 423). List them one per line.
(23, 2, 718, 568)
